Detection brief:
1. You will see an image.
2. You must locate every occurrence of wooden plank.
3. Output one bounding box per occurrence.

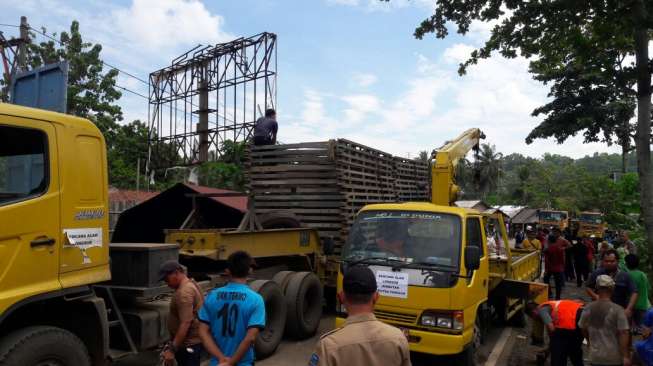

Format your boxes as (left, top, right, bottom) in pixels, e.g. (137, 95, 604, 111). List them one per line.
(255, 194, 344, 201)
(250, 141, 331, 150)
(249, 164, 336, 172)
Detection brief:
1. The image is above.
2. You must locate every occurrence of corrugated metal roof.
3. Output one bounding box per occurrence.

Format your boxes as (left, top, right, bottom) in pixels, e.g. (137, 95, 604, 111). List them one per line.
(511, 208, 539, 224)
(185, 183, 248, 213)
(109, 188, 159, 204)
(496, 205, 526, 219)
(455, 200, 489, 209)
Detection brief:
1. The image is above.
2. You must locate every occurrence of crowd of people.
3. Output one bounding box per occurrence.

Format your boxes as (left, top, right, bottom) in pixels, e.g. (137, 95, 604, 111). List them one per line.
(517, 227, 653, 366)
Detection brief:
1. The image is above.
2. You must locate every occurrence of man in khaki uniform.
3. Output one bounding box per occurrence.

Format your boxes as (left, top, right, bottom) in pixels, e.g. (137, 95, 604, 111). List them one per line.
(309, 265, 411, 366)
(159, 260, 204, 366)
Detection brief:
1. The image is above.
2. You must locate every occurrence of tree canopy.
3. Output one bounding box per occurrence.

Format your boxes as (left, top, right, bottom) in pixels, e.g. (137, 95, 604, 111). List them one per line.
(408, 0, 653, 268)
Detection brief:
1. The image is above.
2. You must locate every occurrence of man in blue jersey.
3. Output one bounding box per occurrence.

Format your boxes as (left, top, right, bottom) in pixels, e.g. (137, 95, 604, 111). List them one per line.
(199, 251, 266, 366)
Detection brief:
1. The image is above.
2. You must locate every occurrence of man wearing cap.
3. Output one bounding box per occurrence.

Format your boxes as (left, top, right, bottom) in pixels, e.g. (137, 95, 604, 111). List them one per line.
(159, 260, 204, 366)
(579, 274, 632, 366)
(309, 265, 411, 366)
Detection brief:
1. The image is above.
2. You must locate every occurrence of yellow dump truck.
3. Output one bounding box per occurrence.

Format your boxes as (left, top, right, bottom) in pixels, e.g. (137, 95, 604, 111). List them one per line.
(0, 102, 330, 365)
(577, 211, 606, 239)
(538, 209, 569, 231)
(335, 129, 546, 365)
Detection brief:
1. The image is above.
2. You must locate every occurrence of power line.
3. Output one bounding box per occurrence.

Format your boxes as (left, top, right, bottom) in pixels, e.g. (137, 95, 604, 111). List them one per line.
(0, 23, 20, 28)
(24, 23, 239, 125)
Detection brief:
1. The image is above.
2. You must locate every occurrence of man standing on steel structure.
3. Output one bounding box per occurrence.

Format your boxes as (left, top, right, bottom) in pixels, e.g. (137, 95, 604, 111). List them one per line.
(253, 108, 278, 146)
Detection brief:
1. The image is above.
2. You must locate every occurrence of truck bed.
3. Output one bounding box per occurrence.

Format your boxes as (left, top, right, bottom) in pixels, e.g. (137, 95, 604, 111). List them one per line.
(488, 249, 541, 292)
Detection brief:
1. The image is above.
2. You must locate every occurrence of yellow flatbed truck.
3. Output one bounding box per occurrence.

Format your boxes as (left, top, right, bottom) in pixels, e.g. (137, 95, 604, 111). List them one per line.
(335, 129, 547, 365)
(0, 102, 330, 365)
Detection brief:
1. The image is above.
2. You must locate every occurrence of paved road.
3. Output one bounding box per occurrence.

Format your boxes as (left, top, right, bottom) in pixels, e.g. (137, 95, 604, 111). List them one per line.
(115, 312, 509, 365)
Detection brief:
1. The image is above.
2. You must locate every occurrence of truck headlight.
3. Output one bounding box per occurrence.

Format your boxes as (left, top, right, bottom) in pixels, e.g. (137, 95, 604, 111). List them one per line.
(420, 310, 464, 331)
(421, 314, 436, 327)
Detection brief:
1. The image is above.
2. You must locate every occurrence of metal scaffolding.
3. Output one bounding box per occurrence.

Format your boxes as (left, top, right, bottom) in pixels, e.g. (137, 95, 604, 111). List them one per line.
(147, 32, 277, 170)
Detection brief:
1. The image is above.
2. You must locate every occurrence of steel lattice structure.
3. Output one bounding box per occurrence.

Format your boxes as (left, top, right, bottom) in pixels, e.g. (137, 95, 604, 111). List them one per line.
(147, 32, 277, 170)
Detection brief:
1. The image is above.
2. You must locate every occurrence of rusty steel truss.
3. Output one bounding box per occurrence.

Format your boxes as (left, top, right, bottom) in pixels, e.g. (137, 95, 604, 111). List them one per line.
(147, 32, 277, 170)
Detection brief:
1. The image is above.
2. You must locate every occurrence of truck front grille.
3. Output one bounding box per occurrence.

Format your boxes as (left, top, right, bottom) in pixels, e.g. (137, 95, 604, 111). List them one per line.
(374, 310, 417, 324)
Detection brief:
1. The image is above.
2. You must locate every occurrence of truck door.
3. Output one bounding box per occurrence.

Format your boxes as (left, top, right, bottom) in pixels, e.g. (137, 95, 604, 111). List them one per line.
(0, 118, 62, 311)
(464, 216, 489, 300)
(58, 128, 109, 276)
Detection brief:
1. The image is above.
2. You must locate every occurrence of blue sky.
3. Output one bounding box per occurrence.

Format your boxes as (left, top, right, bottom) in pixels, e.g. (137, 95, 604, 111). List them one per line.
(2, 0, 619, 158)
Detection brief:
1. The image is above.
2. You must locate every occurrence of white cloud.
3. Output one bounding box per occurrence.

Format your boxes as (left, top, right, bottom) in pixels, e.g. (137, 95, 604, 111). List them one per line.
(443, 43, 476, 64)
(111, 0, 232, 51)
(342, 94, 380, 122)
(352, 72, 378, 87)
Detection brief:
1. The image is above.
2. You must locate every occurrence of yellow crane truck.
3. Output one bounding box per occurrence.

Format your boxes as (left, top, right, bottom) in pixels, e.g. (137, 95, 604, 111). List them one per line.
(335, 129, 547, 365)
(0, 102, 329, 365)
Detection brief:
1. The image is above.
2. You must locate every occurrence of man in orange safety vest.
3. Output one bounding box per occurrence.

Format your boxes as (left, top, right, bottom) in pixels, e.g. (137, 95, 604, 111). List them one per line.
(526, 299, 584, 366)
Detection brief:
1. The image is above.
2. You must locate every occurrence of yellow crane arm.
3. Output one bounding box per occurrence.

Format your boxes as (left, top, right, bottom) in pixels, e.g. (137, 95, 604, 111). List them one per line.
(431, 128, 485, 206)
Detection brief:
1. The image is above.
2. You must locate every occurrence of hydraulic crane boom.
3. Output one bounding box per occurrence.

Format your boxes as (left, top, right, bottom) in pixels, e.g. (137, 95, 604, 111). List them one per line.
(431, 128, 485, 206)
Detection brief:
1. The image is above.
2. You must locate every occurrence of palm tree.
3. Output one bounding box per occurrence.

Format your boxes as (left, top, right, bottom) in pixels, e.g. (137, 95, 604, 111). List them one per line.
(476, 144, 502, 198)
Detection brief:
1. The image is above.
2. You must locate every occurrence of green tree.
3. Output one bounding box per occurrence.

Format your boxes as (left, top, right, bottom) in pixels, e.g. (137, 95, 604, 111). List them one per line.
(415, 150, 429, 163)
(196, 141, 247, 191)
(409, 0, 653, 267)
(476, 144, 502, 199)
(25, 21, 123, 137)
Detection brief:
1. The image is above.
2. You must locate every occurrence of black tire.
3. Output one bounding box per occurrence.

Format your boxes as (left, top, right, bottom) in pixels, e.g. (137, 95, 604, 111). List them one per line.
(258, 211, 302, 229)
(249, 280, 287, 359)
(457, 316, 481, 366)
(0, 326, 90, 366)
(271, 271, 295, 293)
(284, 272, 323, 339)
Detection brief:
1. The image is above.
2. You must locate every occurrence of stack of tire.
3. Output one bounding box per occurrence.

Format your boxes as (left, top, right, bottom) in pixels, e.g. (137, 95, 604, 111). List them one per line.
(249, 271, 323, 359)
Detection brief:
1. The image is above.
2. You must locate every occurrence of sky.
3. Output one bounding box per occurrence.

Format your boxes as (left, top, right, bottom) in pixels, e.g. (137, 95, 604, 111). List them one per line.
(1, 0, 622, 159)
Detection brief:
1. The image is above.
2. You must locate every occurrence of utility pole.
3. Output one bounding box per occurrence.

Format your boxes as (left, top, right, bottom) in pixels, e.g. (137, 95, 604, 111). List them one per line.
(136, 158, 140, 192)
(18, 16, 28, 71)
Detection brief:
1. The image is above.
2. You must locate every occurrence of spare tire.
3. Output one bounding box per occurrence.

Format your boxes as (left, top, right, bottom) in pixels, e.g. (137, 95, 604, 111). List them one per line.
(259, 210, 302, 229)
(249, 280, 287, 359)
(271, 271, 295, 293)
(284, 272, 323, 339)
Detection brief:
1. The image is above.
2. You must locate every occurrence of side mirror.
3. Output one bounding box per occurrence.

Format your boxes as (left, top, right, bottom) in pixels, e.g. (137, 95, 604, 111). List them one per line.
(464, 246, 481, 271)
(322, 237, 335, 256)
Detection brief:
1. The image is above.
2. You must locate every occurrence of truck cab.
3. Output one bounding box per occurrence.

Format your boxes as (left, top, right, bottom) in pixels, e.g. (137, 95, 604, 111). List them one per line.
(335, 202, 544, 365)
(538, 209, 569, 231)
(0, 102, 111, 365)
(577, 211, 605, 239)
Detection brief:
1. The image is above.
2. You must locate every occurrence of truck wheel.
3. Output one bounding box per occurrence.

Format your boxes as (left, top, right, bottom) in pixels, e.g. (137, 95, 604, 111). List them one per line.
(0, 326, 90, 366)
(259, 211, 302, 229)
(284, 272, 323, 339)
(271, 271, 295, 293)
(458, 316, 481, 366)
(249, 280, 287, 359)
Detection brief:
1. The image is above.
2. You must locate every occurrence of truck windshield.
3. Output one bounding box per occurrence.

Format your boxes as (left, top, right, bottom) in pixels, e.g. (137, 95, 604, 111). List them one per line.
(539, 211, 567, 221)
(343, 210, 462, 269)
(580, 214, 602, 224)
